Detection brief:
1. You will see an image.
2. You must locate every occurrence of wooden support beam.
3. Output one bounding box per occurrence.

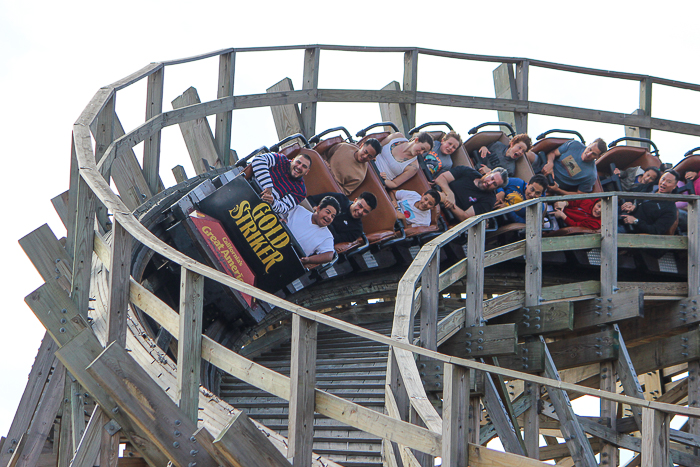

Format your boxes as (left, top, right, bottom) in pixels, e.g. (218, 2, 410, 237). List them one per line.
(600, 361, 618, 467)
(113, 116, 155, 211)
(57, 376, 73, 467)
(5, 434, 26, 467)
(288, 314, 317, 467)
(266, 78, 303, 140)
(442, 363, 470, 467)
(70, 379, 86, 452)
(215, 52, 235, 166)
(482, 367, 527, 456)
(51, 191, 71, 229)
(301, 47, 319, 139)
(65, 141, 79, 257)
(547, 328, 619, 369)
(515, 60, 530, 133)
(402, 50, 418, 134)
(86, 342, 220, 467)
(0, 334, 59, 466)
(629, 328, 700, 375)
(600, 195, 618, 296)
(615, 324, 646, 431)
(465, 223, 485, 326)
(638, 77, 652, 142)
(143, 67, 164, 195)
(689, 360, 700, 439)
(493, 63, 518, 133)
(70, 174, 96, 317)
(69, 405, 101, 467)
(379, 81, 406, 134)
(172, 165, 188, 184)
(508, 301, 573, 336)
(525, 203, 542, 306)
(212, 411, 290, 467)
(19, 224, 73, 292)
(440, 324, 517, 358)
(641, 407, 669, 467)
(107, 220, 131, 346)
(177, 268, 204, 423)
(497, 339, 545, 373)
(419, 255, 439, 351)
(615, 295, 700, 344)
(541, 336, 598, 467)
(573, 288, 643, 330)
(467, 443, 549, 466)
(172, 87, 222, 175)
(93, 94, 115, 232)
(689, 199, 700, 296)
(99, 410, 120, 467)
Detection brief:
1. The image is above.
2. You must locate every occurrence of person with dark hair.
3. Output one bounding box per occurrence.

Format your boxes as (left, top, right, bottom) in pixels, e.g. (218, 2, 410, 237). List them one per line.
(553, 198, 602, 230)
(495, 174, 549, 224)
(251, 152, 311, 214)
(423, 131, 462, 178)
(286, 196, 339, 266)
(434, 166, 508, 222)
(613, 166, 661, 192)
(326, 139, 381, 196)
(540, 138, 607, 195)
(375, 131, 434, 189)
(620, 170, 679, 234)
(390, 189, 440, 227)
(307, 191, 377, 243)
(477, 133, 532, 177)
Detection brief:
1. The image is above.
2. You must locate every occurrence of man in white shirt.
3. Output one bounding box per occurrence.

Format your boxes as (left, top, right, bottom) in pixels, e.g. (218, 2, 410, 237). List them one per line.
(286, 196, 340, 266)
(392, 189, 440, 227)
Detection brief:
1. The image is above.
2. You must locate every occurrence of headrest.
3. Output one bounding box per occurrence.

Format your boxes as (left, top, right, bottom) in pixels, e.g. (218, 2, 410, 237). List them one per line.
(673, 154, 700, 175)
(314, 136, 345, 157)
(597, 146, 659, 174)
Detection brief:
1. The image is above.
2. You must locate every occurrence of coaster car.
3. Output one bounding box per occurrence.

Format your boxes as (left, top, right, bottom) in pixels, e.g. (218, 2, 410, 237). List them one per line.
(596, 137, 661, 192)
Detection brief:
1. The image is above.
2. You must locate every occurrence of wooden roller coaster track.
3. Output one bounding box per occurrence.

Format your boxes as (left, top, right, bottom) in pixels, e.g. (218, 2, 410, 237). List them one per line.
(4, 45, 700, 467)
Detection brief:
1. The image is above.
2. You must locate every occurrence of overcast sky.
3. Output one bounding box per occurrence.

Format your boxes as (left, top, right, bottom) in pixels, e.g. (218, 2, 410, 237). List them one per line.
(1, 0, 699, 448)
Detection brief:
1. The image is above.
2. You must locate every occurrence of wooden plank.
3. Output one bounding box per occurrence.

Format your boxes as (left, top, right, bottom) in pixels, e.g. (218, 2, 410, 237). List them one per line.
(541, 336, 598, 467)
(508, 301, 573, 336)
(69, 405, 101, 467)
(99, 410, 120, 467)
(548, 328, 619, 370)
(690, 360, 700, 438)
(467, 443, 550, 467)
(177, 268, 204, 423)
(19, 224, 73, 292)
(440, 324, 517, 358)
(51, 191, 71, 229)
(437, 307, 465, 345)
(402, 50, 418, 134)
(70, 379, 86, 452)
(599, 361, 618, 467)
(14, 363, 65, 467)
(541, 234, 600, 252)
(70, 174, 96, 317)
(266, 78, 303, 140)
(482, 372, 526, 456)
(628, 328, 700, 375)
(86, 342, 219, 467)
(172, 87, 222, 175)
(541, 280, 600, 301)
(378, 81, 406, 134)
(483, 290, 526, 319)
(93, 94, 115, 231)
(420, 256, 439, 351)
(112, 116, 154, 210)
(212, 411, 290, 467)
(497, 340, 545, 374)
(615, 324, 646, 430)
(442, 363, 470, 467)
(641, 407, 669, 467)
(57, 376, 73, 467)
(301, 47, 319, 138)
(0, 334, 58, 466)
(107, 220, 131, 346)
(143, 67, 164, 195)
(688, 199, 700, 296)
(493, 63, 517, 134)
(618, 282, 688, 298)
(523, 378, 540, 460)
(215, 52, 235, 166)
(617, 233, 687, 249)
(573, 288, 643, 330)
(615, 295, 700, 344)
(288, 315, 317, 466)
(484, 240, 526, 268)
(515, 60, 529, 133)
(600, 195, 618, 296)
(192, 426, 234, 467)
(172, 165, 188, 184)
(465, 223, 485, 326)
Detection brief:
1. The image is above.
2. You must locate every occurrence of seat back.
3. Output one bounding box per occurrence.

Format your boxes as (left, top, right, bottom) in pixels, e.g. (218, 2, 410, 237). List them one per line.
(314, 135, 345, 161)
(673, 154, 700, 178)
(348, 164, 399, 244)
(596, 146, 661, 175)
(357, 131, 392, 147)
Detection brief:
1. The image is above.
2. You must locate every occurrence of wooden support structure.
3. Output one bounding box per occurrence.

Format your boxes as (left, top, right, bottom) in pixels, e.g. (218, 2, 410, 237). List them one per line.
(641, 407, 669, 467)
(441, 363, 470, 466)
(524, 202, 541, 460)
(402, 50, 418, 135)
(215, 52, 235, 166)
(143, 67, 164, 194)
(288, 314, 317, 466)
(213, 411, 291, 467)
(301, 47, 319, 139)
(177, 268, 204, 423)
(492, 63, 517, 133)
(379, 81, 406, 133)
(107, 219, 131, 347)
(267, 78, 303, 140)
(69, 405, 101, 467)
(172, 87, 222, 175)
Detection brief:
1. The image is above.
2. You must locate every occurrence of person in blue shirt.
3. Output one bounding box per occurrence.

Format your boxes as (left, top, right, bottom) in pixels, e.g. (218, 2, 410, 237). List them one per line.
(495, 174, 549, 224)
(541, 138, 606, 195)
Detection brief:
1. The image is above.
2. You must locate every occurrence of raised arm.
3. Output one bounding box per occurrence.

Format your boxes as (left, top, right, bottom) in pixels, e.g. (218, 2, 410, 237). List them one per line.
(542, 148, 561, 177)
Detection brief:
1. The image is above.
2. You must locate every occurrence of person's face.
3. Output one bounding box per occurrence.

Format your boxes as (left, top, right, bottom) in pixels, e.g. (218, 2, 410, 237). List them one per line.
(410, 141, 432, 157)
(658, 172, 679, 193)
(290, 155, 311, 178)
(416, 193, 437, 211)
(640, 169, 659, 185)
(355, 144, 378, 164)
(525, 182, 545, 200)
(506, 141, 528, 160)
(592, 201, 602, 218)
(479, 172, 504, 191)
(581, 143, 603, 163)
(313, 204, 337, 227)
(350, 198, 372, 219)
(441, 137, 460, 155)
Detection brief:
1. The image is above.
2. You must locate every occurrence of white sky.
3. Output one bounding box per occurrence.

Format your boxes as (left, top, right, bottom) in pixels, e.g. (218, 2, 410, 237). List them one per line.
(1, 0, 699, 453)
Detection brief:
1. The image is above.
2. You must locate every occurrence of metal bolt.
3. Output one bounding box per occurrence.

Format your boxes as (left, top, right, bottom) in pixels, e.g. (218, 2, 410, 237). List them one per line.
(190, 450, 198, 456)
(477, 338, 484, 344)
(60, 318, 66, 324)
(59, 328, 66, 333)
(535, 309, 541, 314)
(190, 436, 197, 443)
(596, 305, 602, 310)
(477, 346, 483, 351)
(8, 449, 13, 454)
(61, 309, 67, 314)
(478, 330, 484, 335)
(188, 463, 197, 467)
(173, 442, 180, 449)
(112, 407, 119, 414)
(174, 420, 181, 426)
(174, 430, 181, 437)
(465, 333, 471, 338)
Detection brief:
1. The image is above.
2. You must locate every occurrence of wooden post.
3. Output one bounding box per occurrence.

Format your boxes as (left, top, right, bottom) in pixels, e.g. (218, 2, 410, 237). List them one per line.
(689, 199, 700, 296)
(99, 410, 119, 467)
(113, 116, 156, 210)
(94, 94, 115, 232)
(177, 268, 204, 424)
(144, 67, 164, 194)
(57, 377, 73, 467)
(107, 219, 131, 347)
(267, 78, 303, 140)
(420, 255, 439, 351)
(301, 47, 320, 139)
(288, 314, 317, 466)
(638, 77, 652, 143)
(402, 49, 418, 135)
(172, 87, 222, 174)
(515, 60, 530, 134)
(524, 203, 541, 459)
(66, 140, 80, 258)
(71, 172, 96, 318)
(379, 81, 406, 134)
(600, 361, 618, 467)
(70, 379, 86, 449)
(600, 195, 618, 297)
(69, 405, 101, 467)
(442, 363, 470, 467)
(465, 223, 485, 326)
(213, 412, 291, 467)
(172, 165, 188, 184)
(614, 324, 645, 430)
(641, 407, 669, 467)
(216, 52, 235, 166)
(492, 63, 517, 134)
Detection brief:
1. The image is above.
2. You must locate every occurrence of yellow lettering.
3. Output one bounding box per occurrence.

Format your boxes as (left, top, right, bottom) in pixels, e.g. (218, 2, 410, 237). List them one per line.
(258, 213, 277, 232)
(265, 223, 283, 238)
(269, 232, 290, 249)
(261, 251, 284, 272)
(230, 201, 250, 220)
(248, 231, 266, 252)
(252, 203, 271, 221)
(239, 219, 257, 237)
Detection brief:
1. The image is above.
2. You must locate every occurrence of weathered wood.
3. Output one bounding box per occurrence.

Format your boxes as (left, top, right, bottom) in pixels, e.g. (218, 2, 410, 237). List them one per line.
(215, 52, 235, 166)
(599, 361, 618, 467)
(143, 67, 164, 195)
(440, 324, 517, 358)
(70, 379, 86, 453)
(112, 116, 155, 211)
(213, 411, 290, 467)
(689, 360, 700, 438)
(288, 314, 317, 467)
(301, 47, 319, 138)
(266, 78, 303, 140)
(71, 174, 96, 317)
(442, 363, 469, 467)
(19, 224, 73, 292)
(541, 234, 600, 252)
(51, 190, 71, 229)
(483, 290, 526, 319)
(93, 94, 115, 231)
(484, 240, 526, 268)
(482, 372, 527, 456)
(69, 405, 101, 467)
(600, 195, 618, 296)
(5, 434, 26, 467)
(618, 281, 687, 298)
(467, 443, 550, 466)
(615, 324, 646, 431)
(378, 81, 406, 134)
(641, 407, 669, 467)
(573, 288, 643, 330)
(172, 87, 221, 175)
(515, 59, 529, 133)
(525, 204, 542, 307)
(466, 223, 486, 325)
(629, 328, 700, 375)
(542, 280, 600, 301)
(57, 377, 73, 467)
(615, 295, 700, 344)
(547, 328, 619, 369)
(508, 302, 573, 336)
(402, 50, 418, 134)
(107, 220, 131, 346)
(177, 268, 204, 423)
(523, 379, 540, 460)
(192, 426, 234, 467)
(99, 410, 120, 467)
(617, 233, 688, 249)
(0, 334, 58, 466)
(493, 63, 518, 133)
(541, 336, 598, 467)
(172, 165, 188, 184)
(689, 199, 700, 296)
(497, 340, 545, 373)
(420, 256, 439, 351)
(86, 342, 219, 467)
